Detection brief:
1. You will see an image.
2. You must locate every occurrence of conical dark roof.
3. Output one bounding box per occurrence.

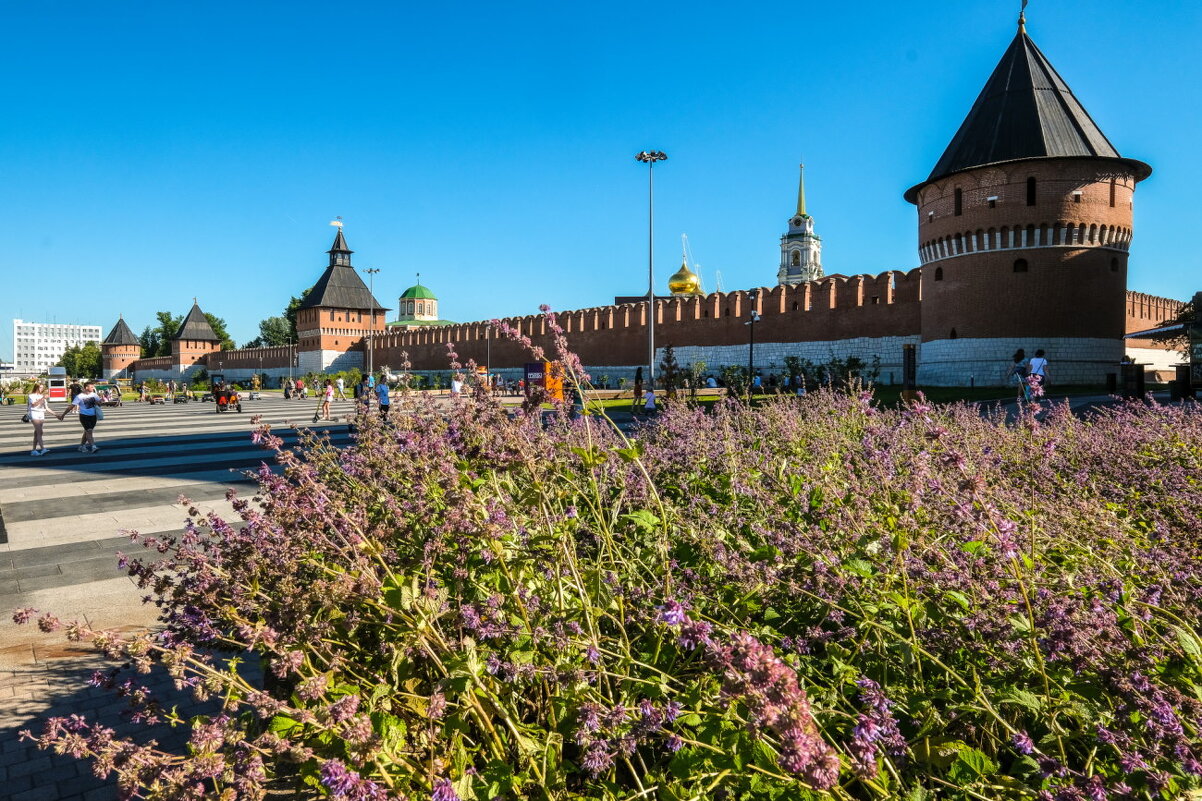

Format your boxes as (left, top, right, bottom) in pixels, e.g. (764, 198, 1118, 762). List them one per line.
(299, 230, 387, 311)
(906, 24, 1150, 201)
(328, 227, 351, 255)
(102, 316, 140, 346)
(175, 302, 220, 342)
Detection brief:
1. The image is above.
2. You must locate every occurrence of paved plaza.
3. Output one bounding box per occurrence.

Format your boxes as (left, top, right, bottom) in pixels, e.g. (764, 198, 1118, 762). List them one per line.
(0, 393, 352, 800)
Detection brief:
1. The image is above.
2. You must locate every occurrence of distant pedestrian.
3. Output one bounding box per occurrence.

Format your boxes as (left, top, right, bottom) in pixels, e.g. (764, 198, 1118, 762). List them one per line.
(705, 375, 717, 389)
(26, 382, 52, 456)
(336, 376, 347, 401)
(59, 380, 102, 453)
(358, 377, 372, 412)
(643, 388, 657, 413)
(69, 380, 83, 401)
(375, 376, 391, 418)
(1010, 349, 1031, 401)
(1029, 349, 1049, 388)
(321, 379, 334, 420)
(450, 377, 463, 400)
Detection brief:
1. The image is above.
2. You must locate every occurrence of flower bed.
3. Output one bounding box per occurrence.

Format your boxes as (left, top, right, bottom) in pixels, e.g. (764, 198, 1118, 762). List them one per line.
(15, 384, 1202, 800)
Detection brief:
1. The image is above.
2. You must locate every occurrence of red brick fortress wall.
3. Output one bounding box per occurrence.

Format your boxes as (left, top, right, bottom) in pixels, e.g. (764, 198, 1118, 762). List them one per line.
(369, 270, 922, 372)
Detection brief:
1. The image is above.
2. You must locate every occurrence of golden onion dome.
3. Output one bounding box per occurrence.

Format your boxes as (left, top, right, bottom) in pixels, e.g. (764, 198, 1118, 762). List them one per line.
(667, 259, 702, 296)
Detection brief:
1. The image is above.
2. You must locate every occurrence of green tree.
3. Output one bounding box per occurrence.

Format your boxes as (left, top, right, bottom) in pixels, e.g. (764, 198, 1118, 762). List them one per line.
(284, 289, 312, 343)
(138, 326, 161, 358)
(204, 313, 236, 351)
(1151, 299, 1196, 356)
(257, 316, 291, 347)
(56, 341, 102, 378)
(139, 311, 184, 357)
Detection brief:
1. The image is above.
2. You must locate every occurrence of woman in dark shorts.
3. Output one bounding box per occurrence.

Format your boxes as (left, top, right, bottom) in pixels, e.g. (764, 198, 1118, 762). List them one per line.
(59, 380, 102, 453)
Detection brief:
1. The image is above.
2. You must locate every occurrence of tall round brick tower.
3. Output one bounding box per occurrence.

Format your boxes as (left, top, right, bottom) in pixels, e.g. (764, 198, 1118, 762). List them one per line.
(905, 13, 1151, 386)
(101, 315, 141, 379)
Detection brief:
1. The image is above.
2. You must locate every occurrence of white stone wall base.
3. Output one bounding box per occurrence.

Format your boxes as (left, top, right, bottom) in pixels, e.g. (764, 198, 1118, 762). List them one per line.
(1125, 347, 1187, 374)
(918, 337, 1124, 387)
(298, 350, 363, 374)
(662, 336, 923, 386)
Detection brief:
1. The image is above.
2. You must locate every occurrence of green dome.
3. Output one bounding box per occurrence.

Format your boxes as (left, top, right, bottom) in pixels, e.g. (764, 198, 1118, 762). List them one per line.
(400, 283, 437, 300)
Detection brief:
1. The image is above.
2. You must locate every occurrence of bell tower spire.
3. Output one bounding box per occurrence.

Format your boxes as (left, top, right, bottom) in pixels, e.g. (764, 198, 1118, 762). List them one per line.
(778, 162, 823, 285)
(796, 163, 807, 218)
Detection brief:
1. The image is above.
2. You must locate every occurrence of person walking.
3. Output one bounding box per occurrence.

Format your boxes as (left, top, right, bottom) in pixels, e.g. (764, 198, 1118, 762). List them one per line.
(1010, 349, 1031, 401)
(375, 375, 391, 418)
(336, 375, 347, 401)
(357, 376, 372, 412)
(59, 380, 102, 453)
(26, 382, 52, 456)
(643, 387, 657, 414)
(321, 379, 334, 421)
(1029, 349, 1049, 389)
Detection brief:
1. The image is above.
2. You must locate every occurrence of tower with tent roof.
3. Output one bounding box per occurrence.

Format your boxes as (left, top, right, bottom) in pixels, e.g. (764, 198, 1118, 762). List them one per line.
(906, 9, 1151, 385)
(295, 226, 388, 373)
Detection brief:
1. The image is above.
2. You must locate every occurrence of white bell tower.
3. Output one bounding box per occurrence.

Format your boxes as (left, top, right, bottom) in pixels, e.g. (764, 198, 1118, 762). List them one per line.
(778, 164, 824, 285)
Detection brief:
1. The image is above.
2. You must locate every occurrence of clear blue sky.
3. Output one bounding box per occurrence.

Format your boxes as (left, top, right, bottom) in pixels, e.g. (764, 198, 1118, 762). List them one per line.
(2, 0, 1199, 359)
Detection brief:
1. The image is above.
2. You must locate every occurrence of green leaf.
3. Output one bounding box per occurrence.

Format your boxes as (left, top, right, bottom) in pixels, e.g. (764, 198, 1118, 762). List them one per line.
(944, 590, 971, 611)
(570, 445, 608, 468)
(948, 746, 997, 783)
(267, 714, 300, 736)
(622, 510, 661, 532)
(613, 444, 643, 462)
(1173, 625, 1202, 665)
(1001, 688, 1044, 713)
(843, 558, 876, 579)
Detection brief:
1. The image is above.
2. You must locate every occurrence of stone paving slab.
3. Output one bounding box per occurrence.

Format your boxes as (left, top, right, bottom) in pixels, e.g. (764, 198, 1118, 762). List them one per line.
(0, 397, 319, 799)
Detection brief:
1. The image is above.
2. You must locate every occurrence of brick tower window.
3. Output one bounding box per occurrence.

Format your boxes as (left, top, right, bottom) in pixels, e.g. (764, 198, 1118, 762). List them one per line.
(934, 267, 944, 281)
(1111, 257, 1119, 272)
(954, 187, 963, 216)
(1013, 258, 1029, 273)
(1026, 177, 1037, 206)
(1109, 179, 1116, 208)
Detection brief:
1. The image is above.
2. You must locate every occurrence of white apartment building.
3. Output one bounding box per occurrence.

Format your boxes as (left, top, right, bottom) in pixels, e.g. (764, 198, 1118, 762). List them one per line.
(12, 319, 103, 375)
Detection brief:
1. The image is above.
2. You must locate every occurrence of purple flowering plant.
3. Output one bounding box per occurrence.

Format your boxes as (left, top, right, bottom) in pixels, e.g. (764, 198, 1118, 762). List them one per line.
(13, 312, 1202, 800)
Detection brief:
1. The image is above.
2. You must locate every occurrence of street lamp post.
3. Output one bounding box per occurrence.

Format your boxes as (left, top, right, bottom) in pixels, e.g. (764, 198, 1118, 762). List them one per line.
(287, 337, 294, 385)
(362, 268, 381, 377)
(745, 306, 761, 400)
(635, 150, 667, 389)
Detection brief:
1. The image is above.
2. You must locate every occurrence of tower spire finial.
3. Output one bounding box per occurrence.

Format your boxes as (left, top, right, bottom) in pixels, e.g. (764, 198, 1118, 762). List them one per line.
(796, 163, 807, 217)
(1018, 0, 1028, 33)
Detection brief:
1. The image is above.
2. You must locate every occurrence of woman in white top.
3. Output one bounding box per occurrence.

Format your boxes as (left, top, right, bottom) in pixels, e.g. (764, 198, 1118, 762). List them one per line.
(1028, 349, 1049, 387)
(59, 380, 102, 453)
(26, 382, 51, 456)
(321, 379, 334, 421)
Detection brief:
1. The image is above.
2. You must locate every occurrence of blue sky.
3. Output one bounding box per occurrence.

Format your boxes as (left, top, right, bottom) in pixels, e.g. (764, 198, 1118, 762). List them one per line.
(2, 0, 1200, 359)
